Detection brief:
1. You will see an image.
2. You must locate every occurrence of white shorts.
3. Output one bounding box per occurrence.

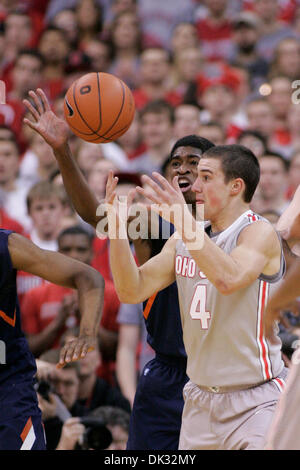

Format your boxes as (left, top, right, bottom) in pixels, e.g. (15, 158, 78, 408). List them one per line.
(179, 368, 288, 450)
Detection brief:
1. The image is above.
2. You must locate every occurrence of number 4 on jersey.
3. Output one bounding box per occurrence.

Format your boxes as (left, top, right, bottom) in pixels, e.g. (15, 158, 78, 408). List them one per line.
(190, 285, 211, 329)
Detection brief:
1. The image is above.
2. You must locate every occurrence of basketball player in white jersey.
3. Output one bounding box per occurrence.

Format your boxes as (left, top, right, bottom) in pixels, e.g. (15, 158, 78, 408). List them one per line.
(105, 144, 287, 450)
(264, 185, 300, 450)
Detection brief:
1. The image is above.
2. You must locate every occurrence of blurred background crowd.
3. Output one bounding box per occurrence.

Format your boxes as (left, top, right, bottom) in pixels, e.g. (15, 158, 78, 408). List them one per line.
(0, 0, 300, 450)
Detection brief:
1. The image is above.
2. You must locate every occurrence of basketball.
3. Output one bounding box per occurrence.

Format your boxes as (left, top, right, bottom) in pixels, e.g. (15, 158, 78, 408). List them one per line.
(63, 72, 135, 143)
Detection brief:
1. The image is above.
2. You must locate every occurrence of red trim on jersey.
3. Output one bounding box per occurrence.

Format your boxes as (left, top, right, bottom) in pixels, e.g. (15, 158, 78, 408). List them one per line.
(21, 417, 32, 442)
(272, 377, 286, 393)
(257, 281, 272, 380)
(0, 308, 16, 327)
(143, 293, 158, 320)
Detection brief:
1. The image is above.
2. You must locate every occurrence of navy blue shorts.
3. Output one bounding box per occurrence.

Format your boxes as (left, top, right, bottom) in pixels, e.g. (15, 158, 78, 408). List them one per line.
(0, 379, 46, 450)
(126, 355, 188, 450)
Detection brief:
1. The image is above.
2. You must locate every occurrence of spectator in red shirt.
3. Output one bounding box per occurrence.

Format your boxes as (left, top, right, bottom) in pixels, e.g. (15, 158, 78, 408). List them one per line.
(133, 47, 182, 111)
(195, 0, 234, 62)
(21, 225, 120, 359)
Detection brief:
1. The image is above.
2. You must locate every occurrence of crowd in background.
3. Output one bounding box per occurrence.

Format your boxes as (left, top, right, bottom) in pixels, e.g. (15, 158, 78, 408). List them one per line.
(0, 0, 300, 450)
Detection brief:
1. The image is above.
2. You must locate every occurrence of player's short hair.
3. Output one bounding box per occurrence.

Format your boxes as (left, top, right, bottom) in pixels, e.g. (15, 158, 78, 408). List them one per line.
(161, 134, 214, 174)
(170, 134, 215, 157)
(26, 181, 65, 212)
(202, 144, 260, 203)
(57, 224, 94, 245)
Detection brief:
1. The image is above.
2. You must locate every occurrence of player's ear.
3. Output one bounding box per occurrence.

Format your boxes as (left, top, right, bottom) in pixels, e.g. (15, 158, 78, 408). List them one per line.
(230, 178, 244, 197)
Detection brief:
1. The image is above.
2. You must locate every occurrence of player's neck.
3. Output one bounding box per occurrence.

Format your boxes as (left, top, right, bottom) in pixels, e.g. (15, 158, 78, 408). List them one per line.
(210, 201, 250, 233)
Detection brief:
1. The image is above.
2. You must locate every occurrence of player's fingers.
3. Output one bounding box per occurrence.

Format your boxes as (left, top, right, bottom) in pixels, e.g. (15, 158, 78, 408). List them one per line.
(106, 191, 117, 206)
(172, 175, 181, 192)
(23, 117, 39, 131)
(141, 174, 166, 199)
(23, 99, 40, 121)
(152, 171, 176, 192)
(37, 88, 51, 111)
(136, 186, 161, 204)
(57, 343, 74, 368)
(127, 188, 136, 207)
(28, 90, 44, 115)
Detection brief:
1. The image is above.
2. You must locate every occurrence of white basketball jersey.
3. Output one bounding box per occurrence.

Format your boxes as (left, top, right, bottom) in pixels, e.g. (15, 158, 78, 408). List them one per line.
(175, 210, 285, 388)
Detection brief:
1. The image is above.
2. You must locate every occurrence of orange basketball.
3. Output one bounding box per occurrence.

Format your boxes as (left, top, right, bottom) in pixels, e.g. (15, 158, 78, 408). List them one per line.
(63, 72, 135, 143)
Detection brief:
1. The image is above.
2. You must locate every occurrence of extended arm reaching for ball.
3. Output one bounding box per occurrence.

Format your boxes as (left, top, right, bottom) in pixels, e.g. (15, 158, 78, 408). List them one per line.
(23, 89, 101, 228)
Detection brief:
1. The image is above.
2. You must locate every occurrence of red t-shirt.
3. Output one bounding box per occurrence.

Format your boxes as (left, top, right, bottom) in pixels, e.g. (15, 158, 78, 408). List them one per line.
(0, 209, 26, 235)
(195, 18, 233, 62)
(21, 283, 76, 349)
(21, 278, 121, 347)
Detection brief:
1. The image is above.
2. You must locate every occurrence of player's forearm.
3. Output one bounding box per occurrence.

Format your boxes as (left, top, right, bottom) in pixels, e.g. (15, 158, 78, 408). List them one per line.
(116, 348, 137, 407)
(187, 234, 243, 294)
(72, 267, 105, 336)
(177, 211, 241, 294)
(53, 143, 101, 228)
(109, 237, 142, 303)
(268, 258, 300, 310)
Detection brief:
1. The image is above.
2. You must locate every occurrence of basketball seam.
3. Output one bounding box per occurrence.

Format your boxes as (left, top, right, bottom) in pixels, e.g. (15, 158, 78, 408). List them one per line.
(96, 72, 102, 133)
(99, 78, 125, 138)
(72, 74, 106, 138)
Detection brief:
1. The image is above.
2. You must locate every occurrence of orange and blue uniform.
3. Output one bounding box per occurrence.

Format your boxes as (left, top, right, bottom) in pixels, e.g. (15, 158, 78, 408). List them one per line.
(0, 229, 46, 450)
(126, 219, 188, 450)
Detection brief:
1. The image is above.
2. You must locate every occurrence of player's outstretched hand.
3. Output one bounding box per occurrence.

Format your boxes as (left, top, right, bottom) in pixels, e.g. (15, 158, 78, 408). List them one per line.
(57, 335, 97, 368)
(136, 172, 186, 225)
(23, 88, 69, 150)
